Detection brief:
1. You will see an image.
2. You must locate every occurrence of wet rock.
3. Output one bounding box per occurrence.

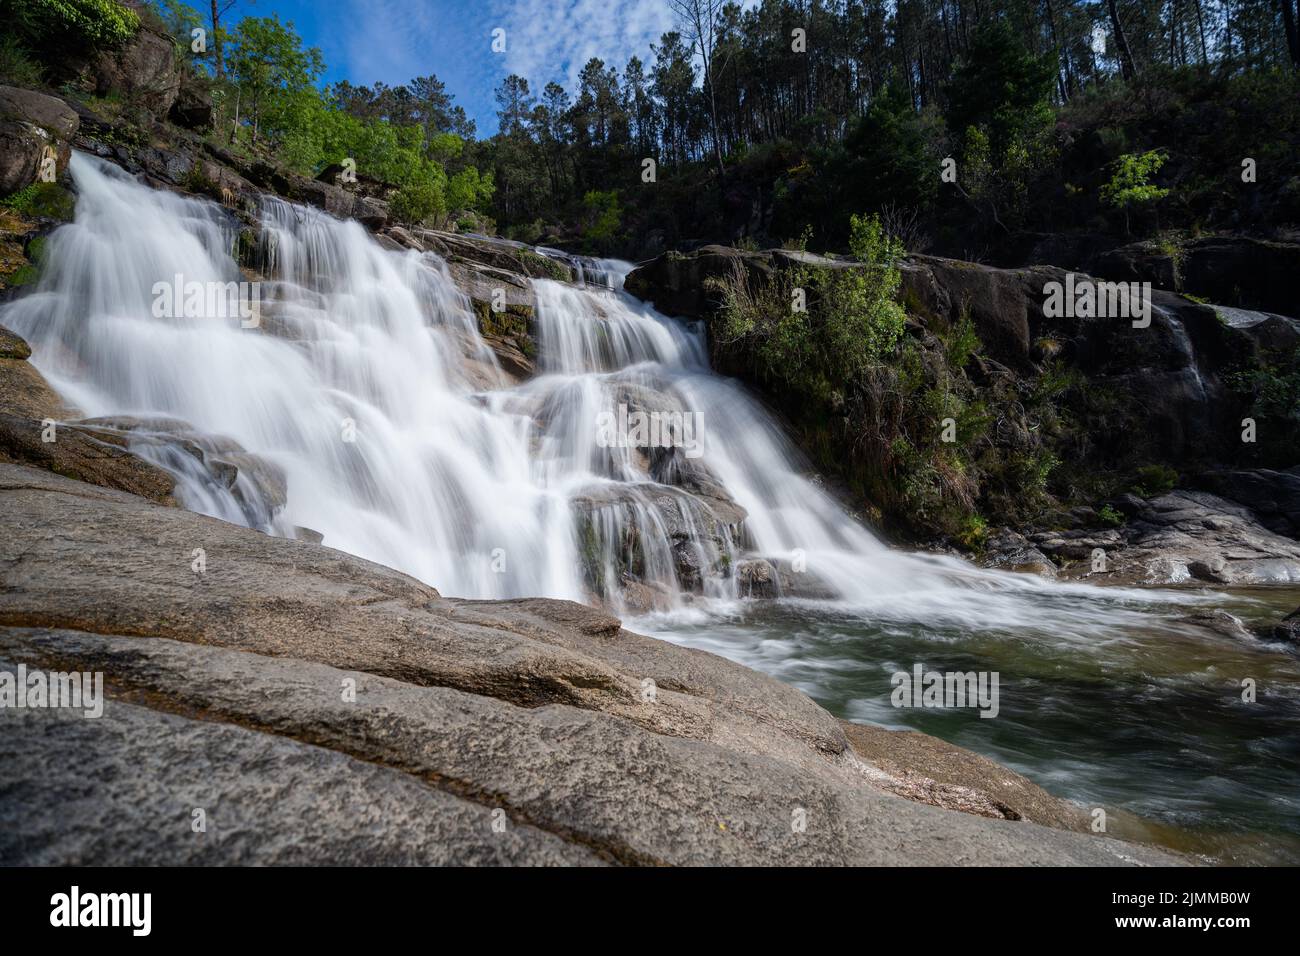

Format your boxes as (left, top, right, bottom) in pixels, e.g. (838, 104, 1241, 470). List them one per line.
(1180, 607, 1256, 642)
(0, 413, 176, 504)
(480, 334, 534, 383)
(1049, 491, 1300, 586)
(417, 230, 574, 282)
(0, 463, 1181, 865)
(737, 558, 777, 597)
(735, 555, 838, 600)
(0, 329, 69, 421)
(353, 196, 389, 229)
(1266, 607, 1300, 644)
(0, 326, 32, 360)
(981, 529, 1059, 579)
(292, 178, 355, 219)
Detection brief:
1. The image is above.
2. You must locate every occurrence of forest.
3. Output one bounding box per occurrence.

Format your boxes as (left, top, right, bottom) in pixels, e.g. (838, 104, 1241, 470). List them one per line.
(4, 1, 1296, 259)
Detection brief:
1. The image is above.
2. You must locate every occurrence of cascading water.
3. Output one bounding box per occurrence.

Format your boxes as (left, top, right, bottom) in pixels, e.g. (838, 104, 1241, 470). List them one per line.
(2, 152, 1191, 621)
(6, 152, 1300, 859)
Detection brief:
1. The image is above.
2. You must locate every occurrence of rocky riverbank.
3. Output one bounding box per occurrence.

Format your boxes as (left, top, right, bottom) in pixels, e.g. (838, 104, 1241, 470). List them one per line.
(0, 461, 1182, 865)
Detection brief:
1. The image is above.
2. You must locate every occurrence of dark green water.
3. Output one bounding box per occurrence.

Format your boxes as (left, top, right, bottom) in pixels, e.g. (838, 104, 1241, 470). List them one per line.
(638, 586, 1300, 864)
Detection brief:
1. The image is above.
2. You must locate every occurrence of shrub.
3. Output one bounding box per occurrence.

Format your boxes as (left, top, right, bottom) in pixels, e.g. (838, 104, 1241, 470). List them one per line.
(0, 35, 43, 85)
(1098, 504, 1125, 527)
(10, 0, 140, 52)
(1131, 463, 1178, 498)
(389, 174, 446, 225)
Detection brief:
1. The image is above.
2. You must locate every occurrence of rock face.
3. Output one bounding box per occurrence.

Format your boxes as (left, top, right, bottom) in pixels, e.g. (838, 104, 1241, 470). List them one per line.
(1197, 468, 1300, 539)
(625, 244, 1300, 552)
(168, 77, 214, 131)
(997, 490, 1300, 586)
(0, 86, 79, 194)
(1033, 235, 1300, 321)
(89, 27, 182, 117)
(0, 463, 1179, 866)
(626, 246, 1271, 464)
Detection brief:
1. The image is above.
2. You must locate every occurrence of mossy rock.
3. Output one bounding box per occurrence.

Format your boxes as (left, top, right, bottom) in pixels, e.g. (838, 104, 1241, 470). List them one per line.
(0, 182, 75, 221)
(519, 249, 571, 282)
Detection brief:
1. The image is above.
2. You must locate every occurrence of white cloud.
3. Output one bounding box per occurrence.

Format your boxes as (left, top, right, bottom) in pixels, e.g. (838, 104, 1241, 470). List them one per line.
(490, 0, 676, 92)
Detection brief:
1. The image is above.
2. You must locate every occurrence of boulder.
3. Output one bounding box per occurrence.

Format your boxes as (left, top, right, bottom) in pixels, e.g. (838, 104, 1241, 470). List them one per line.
(353, 196, 389, 230)
(0, 326, 32, 360)
(1268, 607, 1300, 644)
(1043, 490, 1300, 586)
(0, 86, 79, 140)
(291, 178, 355, 219)
(0, 328, 68, 421)
(0, 463, 1180, 866)
(1197, 468, 1300, 539)
(168, 77, 214, 131)
(1182, 237, 1300, 318)
(0, 413, 176, 505)
(0, 86, 79, 195)
(418, 230, 574, 282)
(89, 27, 182, 117)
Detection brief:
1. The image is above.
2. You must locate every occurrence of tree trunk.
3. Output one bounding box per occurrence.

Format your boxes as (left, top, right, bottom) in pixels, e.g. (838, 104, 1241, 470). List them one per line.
(1107, 0, 1137, 80)
(1281, 0, 1300, 69)
(210, 1, 225, 78)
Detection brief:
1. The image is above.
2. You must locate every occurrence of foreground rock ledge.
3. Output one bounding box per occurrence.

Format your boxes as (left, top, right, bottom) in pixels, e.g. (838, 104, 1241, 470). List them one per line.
(0, 465, 1178, 866)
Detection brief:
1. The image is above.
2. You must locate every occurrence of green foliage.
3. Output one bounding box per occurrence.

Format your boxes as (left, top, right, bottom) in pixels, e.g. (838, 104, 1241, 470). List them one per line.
(228, 16, 323, 149)
(710, 213, 905, 404)
(835, 84, 938, 216)
(944, 309, 980, 369)
(9, 0, 139, 52)
(0, 35, 44, 85)
(580, 189, 622, 248)
(447, 165, 494, 214)
(1098, 504, 1125, 528)
(1101, 150, 1170, 210)
(945, 20, 1057, 163)
(0, 181, 75, 219)
(1131, 464, 1179, 498)
(1228, 351, 1300, 465)
(954, 514, 989, 551)
(389, 169, 447, 225)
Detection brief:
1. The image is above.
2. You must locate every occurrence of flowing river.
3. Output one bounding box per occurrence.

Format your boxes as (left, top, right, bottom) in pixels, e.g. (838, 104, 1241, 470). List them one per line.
(6, 153, 1298, 862)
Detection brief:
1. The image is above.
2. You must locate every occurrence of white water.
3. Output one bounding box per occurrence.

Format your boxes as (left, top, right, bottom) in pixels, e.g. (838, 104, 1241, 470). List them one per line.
(4, 153, 1195, 630)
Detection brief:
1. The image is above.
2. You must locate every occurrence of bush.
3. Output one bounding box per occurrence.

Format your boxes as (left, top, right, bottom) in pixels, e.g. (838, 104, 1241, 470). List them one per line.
(389, 174, 446, 225)
(9, 0, 140, 52)
(1131, 464, 1178, 498)
(0, 35, 43, 86)
(581, 189, 621, 250)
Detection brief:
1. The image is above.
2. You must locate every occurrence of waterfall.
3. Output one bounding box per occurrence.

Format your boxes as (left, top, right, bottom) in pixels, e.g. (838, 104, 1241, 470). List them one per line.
(3, 153, 1190, 626)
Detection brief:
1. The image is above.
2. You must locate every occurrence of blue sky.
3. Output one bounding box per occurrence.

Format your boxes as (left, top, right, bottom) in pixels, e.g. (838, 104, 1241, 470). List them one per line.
(224, 0, 680, 135)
